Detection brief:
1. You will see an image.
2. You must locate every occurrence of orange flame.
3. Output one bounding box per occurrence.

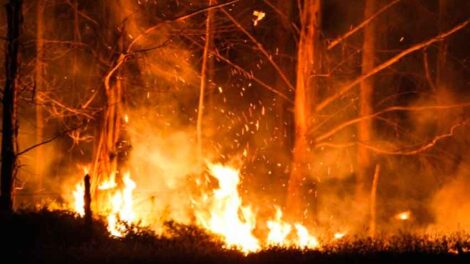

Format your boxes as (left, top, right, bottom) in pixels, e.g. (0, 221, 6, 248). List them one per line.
(72, 171, 137, 237)
(196, 163, 260, 253)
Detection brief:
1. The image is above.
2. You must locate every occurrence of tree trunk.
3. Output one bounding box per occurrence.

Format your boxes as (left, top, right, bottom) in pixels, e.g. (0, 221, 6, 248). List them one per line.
(357, 0, 377, 216)
(91, 1, 129, 204)
(286, 0, 321, 222)
(35, 0, 45, 191)
(1, 0, 22, 212)
(196, 0, 215, 163)
(436, 0, 450, 132)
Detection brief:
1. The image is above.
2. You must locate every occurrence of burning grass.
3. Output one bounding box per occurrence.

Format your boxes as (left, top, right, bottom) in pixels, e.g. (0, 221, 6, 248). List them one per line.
(1, 210, 469, 264)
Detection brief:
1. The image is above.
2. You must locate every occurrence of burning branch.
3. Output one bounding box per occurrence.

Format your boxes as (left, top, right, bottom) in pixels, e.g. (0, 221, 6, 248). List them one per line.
(316, 19, 470, 112)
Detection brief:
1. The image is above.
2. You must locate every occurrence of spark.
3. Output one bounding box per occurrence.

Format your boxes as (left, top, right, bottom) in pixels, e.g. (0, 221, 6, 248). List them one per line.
(253, 10, 266, 26)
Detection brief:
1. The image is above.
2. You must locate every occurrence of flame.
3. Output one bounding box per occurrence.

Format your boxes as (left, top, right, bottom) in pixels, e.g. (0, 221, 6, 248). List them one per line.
(106, 172, 136, 237)
(395, 210, 411, 221)
(72, 183, 85, 217)
(72, 171, 137, 237)
(71, 162, 324, 251)
(98, 173, 117, 190)
(294, 224, 319, 248)
(266, 207, 320, 249)
(196, 163, 260, 253)
(266, 207, 292, 246)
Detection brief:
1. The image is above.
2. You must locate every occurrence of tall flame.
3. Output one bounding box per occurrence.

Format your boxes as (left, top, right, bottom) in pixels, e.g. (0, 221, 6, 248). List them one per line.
(196, 163, 260, 253)
(72, 183, 85, 217)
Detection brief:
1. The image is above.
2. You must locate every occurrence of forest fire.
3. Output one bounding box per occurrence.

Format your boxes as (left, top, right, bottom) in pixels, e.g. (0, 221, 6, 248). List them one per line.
(71, 162, 322, 252)
(1, 0, 470, 262)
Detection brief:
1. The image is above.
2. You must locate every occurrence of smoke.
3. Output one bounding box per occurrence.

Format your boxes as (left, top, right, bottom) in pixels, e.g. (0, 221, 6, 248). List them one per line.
(430, 154, 470, 232)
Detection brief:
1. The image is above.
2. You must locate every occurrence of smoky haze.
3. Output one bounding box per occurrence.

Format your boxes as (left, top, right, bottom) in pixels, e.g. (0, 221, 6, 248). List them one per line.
(5, 0, 470, 238)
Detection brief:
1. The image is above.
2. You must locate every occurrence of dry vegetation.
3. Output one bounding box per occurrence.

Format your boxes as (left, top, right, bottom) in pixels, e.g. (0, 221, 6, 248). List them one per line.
(2, 210, 469, 264)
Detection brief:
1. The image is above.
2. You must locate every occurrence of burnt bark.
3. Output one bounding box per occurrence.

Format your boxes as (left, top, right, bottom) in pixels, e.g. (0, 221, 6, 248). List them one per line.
(286, 0, 321, 222)
(1, 0, 22, 212)
(84, 174, 92, 227)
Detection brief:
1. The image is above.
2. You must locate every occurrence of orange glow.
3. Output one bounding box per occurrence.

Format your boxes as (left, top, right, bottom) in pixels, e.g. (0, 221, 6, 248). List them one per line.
(334, 232, 346, 240)
(395, 210, 411, 221)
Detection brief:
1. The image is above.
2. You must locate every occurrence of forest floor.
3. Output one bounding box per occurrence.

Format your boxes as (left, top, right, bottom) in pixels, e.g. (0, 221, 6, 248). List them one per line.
(1, 210, 469, 264)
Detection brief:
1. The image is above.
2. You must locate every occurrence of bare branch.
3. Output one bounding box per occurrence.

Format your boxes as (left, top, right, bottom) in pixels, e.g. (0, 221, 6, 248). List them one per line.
(127, 0, 240, 52)
(423, 49, 437, 91)
(314, 102, 470, 142)
(17, 126, 84, 156)
(315, 121, 467, 156)
(64, 0, 98, 26)
(328, 0, 401, 50)
(185, 35, 292, 102)
(220, 8, 295, 92)
(262, 0, 300, 35)
(317, 19, 470, 112)
(363, 121, 467, 155)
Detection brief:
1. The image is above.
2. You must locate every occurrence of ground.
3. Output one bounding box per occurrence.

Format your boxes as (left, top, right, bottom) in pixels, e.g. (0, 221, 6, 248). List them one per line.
(1, 210, 469, 264)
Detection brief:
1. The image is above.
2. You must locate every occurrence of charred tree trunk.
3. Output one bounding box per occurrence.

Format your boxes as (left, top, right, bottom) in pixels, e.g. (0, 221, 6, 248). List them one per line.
(0, 0, 22, 212)
(357, 0, 377, 219)
(286, 0, 321, 222)
(196, 0, 215, 163)
(35, 0, 45, 191)
(84, 173, 92, 226)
